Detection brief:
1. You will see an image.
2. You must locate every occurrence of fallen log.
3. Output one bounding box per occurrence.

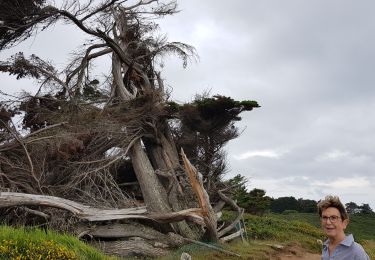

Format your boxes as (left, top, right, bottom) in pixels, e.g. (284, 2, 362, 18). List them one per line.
(91, 239, 169, 258)
(76, 223, 185, 247)
(0, 192, 204, 224)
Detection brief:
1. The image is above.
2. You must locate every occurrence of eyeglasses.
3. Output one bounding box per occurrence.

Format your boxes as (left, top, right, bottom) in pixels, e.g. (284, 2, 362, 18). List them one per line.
(320, 215, 341, 223)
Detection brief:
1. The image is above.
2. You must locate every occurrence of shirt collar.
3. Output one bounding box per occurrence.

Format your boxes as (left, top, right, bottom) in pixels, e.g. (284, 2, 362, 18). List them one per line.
(341, 234, 354, 247)
(323, 234, 354, 247)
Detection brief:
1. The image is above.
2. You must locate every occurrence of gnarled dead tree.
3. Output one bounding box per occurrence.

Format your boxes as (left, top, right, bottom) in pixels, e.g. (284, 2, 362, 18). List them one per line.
(0, 0, 259, 257)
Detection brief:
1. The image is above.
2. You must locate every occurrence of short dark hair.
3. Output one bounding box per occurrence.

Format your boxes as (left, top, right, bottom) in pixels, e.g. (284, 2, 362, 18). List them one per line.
(317, 195, 349, 220)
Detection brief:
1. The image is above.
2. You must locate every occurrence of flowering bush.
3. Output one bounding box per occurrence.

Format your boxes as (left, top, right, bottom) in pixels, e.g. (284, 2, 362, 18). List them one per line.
(0, 239, 77, 259)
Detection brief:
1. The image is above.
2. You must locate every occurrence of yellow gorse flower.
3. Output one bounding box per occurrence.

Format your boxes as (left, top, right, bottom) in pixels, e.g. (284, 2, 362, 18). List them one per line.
(0, 239, 77, 259)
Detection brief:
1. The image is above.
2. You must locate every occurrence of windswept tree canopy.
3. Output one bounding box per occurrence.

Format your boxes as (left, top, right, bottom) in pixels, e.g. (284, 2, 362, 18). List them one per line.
(174, 95, 259, 192)
(0, 0, 50, 49)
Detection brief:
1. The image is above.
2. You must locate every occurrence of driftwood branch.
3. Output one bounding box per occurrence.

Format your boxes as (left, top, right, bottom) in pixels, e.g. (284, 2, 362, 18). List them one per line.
(1, 122, 42, 193)
(21, 207, 50, 219)
(75, 223, 185, 247)
(92, 239, 168, 258)
(220, 228, 244, 242)
(0, 192, 204, 224)
(217, 190, 244, 238)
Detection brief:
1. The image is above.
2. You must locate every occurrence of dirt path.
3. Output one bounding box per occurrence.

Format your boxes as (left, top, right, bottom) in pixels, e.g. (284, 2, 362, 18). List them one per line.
(278, 252, 320, 260)
(273, 244, 321, 260)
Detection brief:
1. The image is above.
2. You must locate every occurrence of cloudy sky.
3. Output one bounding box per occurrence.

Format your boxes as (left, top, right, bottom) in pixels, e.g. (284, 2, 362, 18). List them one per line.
(161, 0, 375, 208)
(1, 0, 375, 208)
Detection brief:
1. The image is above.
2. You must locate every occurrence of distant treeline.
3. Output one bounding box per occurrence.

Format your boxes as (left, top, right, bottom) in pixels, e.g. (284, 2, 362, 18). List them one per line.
(226, 174, 374, 215)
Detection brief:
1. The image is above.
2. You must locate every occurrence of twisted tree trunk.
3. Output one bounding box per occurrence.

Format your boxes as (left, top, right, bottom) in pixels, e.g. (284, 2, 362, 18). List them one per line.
(109, 11, 200, 239)
(129, 139, 171, 213)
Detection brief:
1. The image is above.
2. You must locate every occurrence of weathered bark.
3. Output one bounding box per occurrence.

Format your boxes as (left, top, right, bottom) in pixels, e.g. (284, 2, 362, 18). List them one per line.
(159, 131, 180, 169)
(0, 192, 205, 224)
(76, 223, 185, 247)
(148, 140, 200, 239)
(220, 228, 244, 242)
(129, 139, 171, 214)
(111, 53, 136, 100)
(181, 149, 218, 242)
(148, 117, 199, 238)
(217, 190, 244, 238)
(92, 239, 169, 258)
(213, 200, 226, 213)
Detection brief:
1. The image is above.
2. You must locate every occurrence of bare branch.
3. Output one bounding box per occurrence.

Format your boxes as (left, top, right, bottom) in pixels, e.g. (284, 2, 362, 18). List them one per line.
(80, 0, 120, 22)
(66, 44, 111, 87)
(217, 190, 244, 238)
(124, 0, 158, 10)
(0, 121, 42, 193)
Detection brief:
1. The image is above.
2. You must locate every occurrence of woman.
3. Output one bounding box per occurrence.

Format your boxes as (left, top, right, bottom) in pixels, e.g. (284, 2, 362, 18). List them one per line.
(317, 195, 369, 260)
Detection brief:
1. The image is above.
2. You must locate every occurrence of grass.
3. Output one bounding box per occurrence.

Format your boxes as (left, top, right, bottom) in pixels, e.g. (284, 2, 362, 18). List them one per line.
(268, 212, 375, 241)
(0, 225, 117, 260)
(242, 213, 324, 251)
(158, 239, 292, 260)
(345, 214, 375, 241)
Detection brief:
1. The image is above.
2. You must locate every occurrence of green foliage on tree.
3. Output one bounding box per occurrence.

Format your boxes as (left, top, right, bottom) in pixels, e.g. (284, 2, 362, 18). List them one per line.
(271, 196, 300, 213)
(174, 95, 259, 193)
(245, 188, 272, 215)
(0, 0, 49, 50)
(345, 202, 374, 215)
(346, 202, 360, 214)
(224, 174, 271, 215)
(359, 204, 374, 215)
(298, 198, 317, 213)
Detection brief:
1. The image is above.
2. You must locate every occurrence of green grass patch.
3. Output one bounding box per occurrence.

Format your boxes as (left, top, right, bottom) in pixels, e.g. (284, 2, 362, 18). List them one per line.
(239, 213, 324, 252)
(345, 214, 375, 241)
(0, 225, 116, 260)
(158, 240, 279, 260)
(267, 212, 375, 242)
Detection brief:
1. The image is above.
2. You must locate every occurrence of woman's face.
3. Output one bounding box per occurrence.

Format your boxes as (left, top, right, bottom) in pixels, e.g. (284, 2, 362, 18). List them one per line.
(321, 207, 348, 240)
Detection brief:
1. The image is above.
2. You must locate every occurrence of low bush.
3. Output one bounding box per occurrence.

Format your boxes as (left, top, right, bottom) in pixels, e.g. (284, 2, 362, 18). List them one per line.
(0, 225, 115, 260)
(0, 239, 76, 259)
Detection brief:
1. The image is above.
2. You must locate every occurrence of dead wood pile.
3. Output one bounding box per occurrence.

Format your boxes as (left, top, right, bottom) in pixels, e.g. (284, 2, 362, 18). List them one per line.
(0, 96, 244, 257)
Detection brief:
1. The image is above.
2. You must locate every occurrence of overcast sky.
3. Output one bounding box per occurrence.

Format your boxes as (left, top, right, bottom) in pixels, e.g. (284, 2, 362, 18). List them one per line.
(1, 0, 375, 208)
(161, 0, 375, 209)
